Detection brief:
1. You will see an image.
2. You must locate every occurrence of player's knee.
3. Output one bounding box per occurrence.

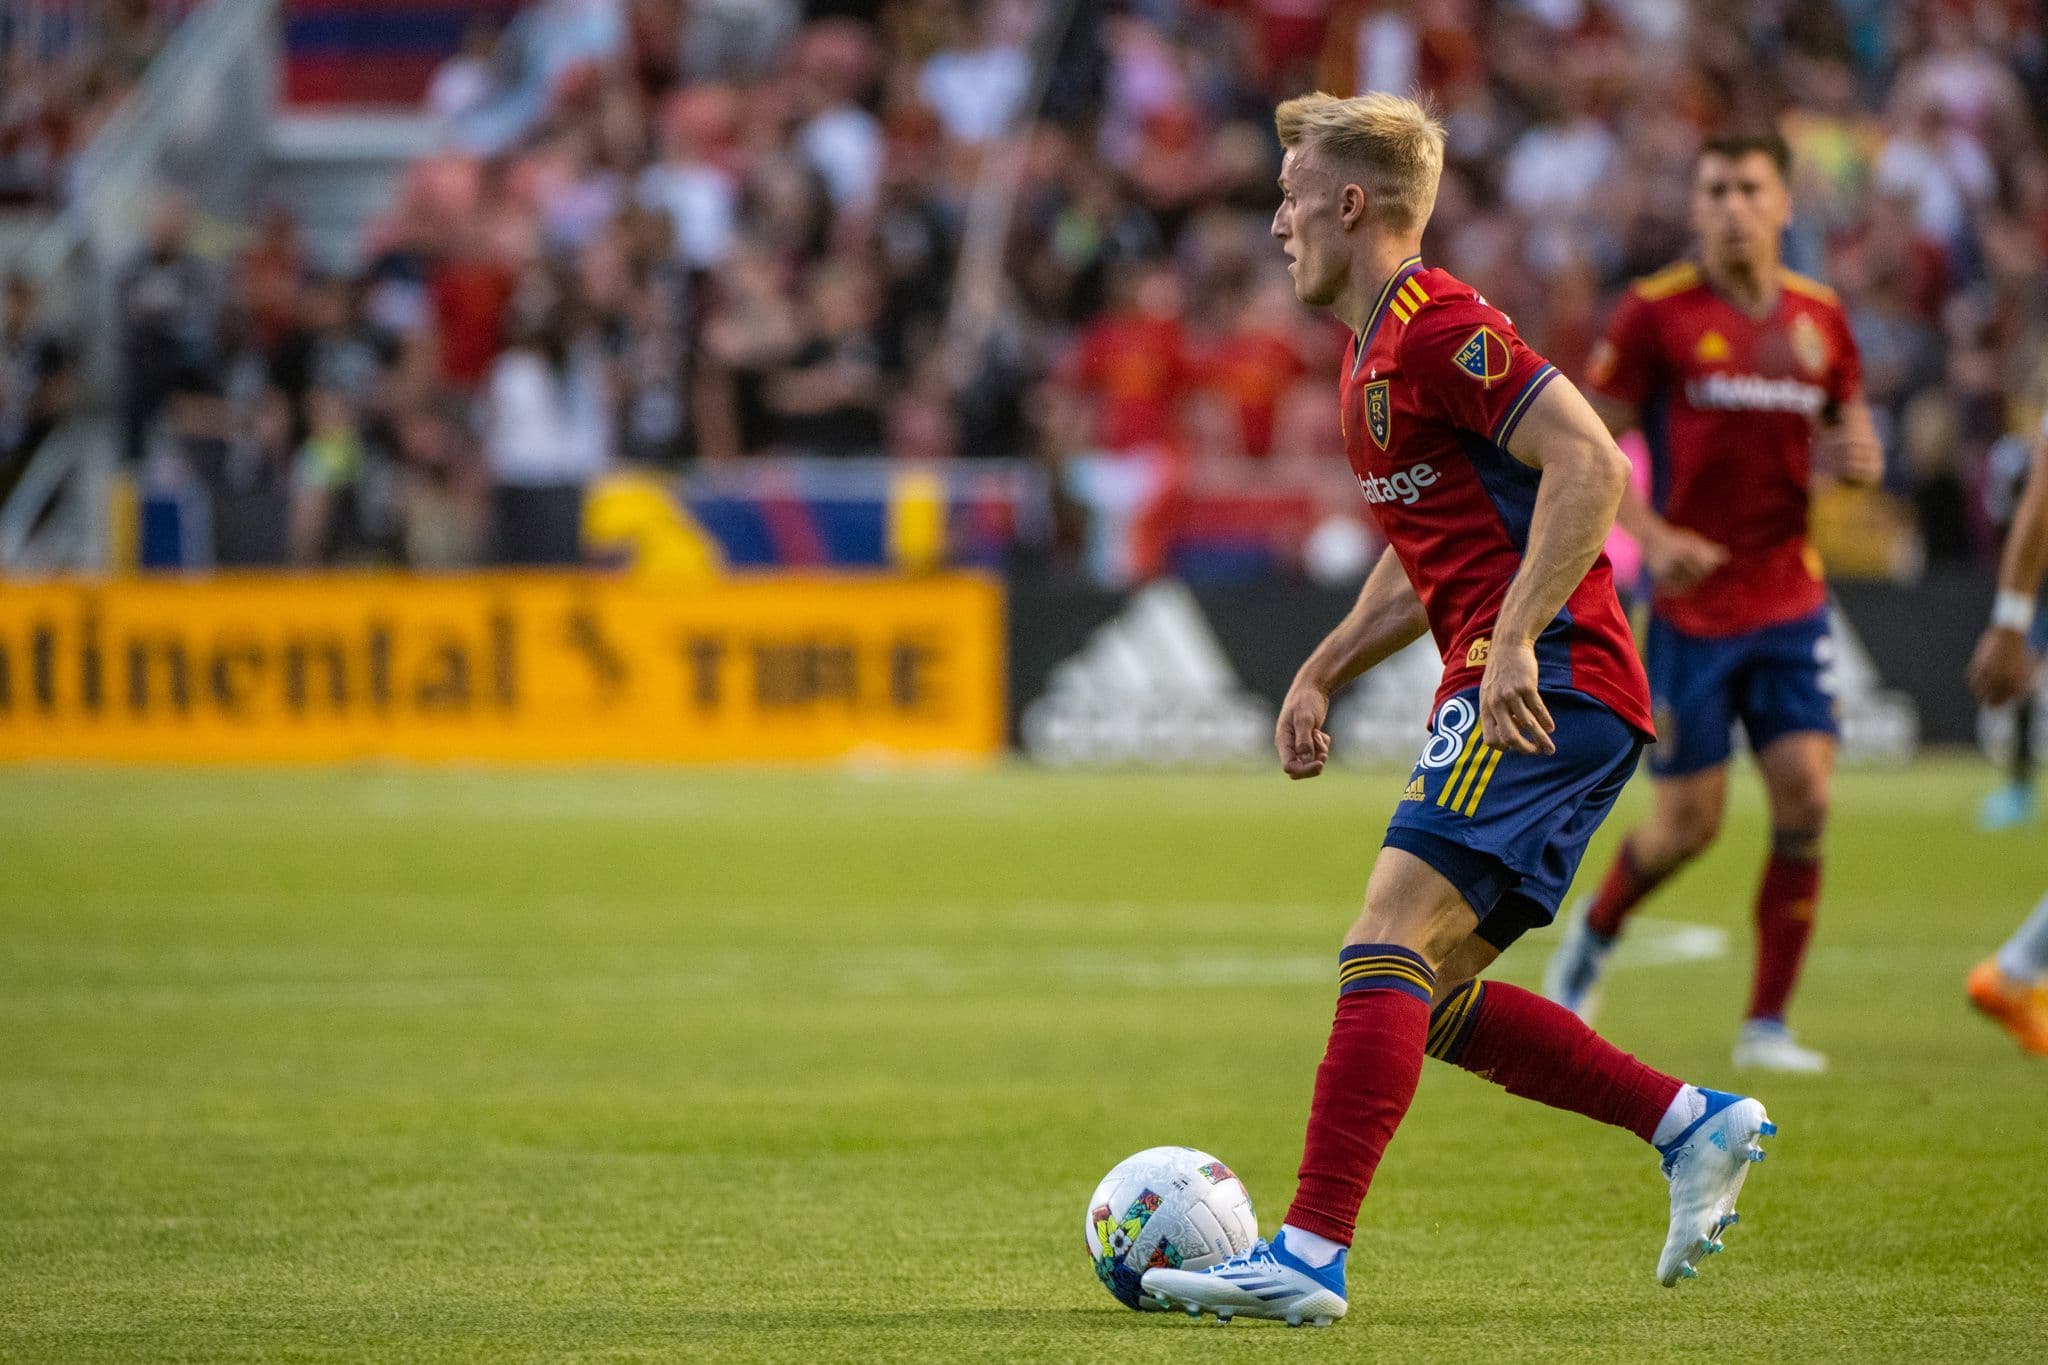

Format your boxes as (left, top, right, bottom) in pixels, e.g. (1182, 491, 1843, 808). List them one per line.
(1347, 846, 1484, 966)
(1770, 776, 1830, 838)
(1656, 802, 1722, 863)
(1346, 891, 1473, 969)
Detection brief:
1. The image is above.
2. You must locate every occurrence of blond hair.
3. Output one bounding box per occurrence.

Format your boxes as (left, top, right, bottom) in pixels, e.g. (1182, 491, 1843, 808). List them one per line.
(1274, 91, 1445, 232)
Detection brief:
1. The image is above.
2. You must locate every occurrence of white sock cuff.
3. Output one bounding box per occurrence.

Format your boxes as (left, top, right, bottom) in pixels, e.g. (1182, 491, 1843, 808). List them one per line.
(1650, 1083, 1705, 1149)
(1278, 1223, 1346, 1267)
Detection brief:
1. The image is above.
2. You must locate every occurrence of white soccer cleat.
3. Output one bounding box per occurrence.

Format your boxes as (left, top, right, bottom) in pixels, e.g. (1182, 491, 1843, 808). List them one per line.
(1732, 1020, 1827, 1074)
(1542, 896, 1611, 1024)
(1141, 1230, 1348, 1327)
(1655, 1088, 1775, 1287)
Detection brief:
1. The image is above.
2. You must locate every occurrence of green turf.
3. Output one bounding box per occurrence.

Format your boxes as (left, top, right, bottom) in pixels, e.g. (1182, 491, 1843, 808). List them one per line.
(0, 759, 2043, 1361)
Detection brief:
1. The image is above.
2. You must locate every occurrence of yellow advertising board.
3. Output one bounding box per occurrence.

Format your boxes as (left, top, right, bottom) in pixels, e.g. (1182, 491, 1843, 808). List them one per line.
(0, 573, 1004, 763)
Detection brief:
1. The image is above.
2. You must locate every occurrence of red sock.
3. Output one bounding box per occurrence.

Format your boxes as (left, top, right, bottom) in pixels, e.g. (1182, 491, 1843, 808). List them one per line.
(1748, 844, 1821, 1022)
(1583, 838, 1669, 938)
(1426, 979, 1681, 1143)
(1283, 944, 1433, 1246)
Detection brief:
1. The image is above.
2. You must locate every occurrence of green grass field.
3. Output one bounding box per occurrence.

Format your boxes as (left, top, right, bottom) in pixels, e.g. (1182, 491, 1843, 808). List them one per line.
(1, 759, 2043, 1361)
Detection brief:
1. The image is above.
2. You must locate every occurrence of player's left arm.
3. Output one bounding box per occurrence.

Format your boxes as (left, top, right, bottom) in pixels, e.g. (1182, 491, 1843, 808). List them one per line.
(1814, 398, 1883, 486)
(1487, 378, 1632, 755)
(1813, 308, 1882, 486)
(1969, 432, 2048, 705)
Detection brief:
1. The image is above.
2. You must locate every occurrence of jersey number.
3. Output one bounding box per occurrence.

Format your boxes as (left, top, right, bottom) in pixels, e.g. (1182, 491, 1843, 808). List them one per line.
(1420, 697, 1477, 769)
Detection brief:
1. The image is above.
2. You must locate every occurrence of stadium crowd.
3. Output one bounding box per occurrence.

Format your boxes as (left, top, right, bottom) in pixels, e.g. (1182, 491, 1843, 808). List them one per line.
(0, 0, 185, 208)
(7, 0, 2048, 580)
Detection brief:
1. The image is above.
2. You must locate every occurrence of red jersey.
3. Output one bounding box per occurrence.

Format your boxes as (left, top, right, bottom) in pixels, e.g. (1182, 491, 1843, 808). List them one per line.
(1587, 261, 1863, 637)
(1340, 258, 1654, 737)
(1061, 314, 1194, 453)
(1201, 327, 1310, 459)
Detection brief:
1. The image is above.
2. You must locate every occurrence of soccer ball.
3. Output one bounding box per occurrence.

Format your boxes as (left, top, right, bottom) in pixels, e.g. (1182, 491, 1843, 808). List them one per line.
(1084, 1146, 1259, 1309)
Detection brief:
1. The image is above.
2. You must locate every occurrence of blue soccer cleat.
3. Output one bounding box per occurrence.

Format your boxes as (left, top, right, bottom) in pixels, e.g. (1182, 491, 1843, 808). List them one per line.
(1978, 782, 2037, 832)
(1655, 1087, 1776, 1286)
(1543, 895, 1614, 1023)
(1140, 1229, 1348, 1327)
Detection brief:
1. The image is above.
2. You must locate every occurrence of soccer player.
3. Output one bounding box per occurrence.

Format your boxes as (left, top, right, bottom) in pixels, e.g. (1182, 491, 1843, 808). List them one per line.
(1140, 93, 1773, 1328)
(1964, 419, 2048, 1055)
(1542, 133, 1883, 1073)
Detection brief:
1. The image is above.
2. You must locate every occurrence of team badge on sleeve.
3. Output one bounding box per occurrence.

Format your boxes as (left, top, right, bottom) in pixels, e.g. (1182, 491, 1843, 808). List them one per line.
(1363, 380, 1392, 449)
(1790, 313, 1829, 375)
(1453, 327, 1512, 387)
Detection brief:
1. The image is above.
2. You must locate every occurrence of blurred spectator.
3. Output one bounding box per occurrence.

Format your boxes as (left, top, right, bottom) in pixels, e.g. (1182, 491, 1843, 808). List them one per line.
(793, 21, 885, 214)
(392, 404, 487, 568)
(117, 195, 214, 465)
(698, 244, 803, 460)
(238, 205, 310, 354)
(1054, 260, 1193, 458)
(918, 0, 1034, 145)
(427, 19, 505, 129)
(1195, 280, 1316, 463)
(429, 218, 519, 391)
(764, 259, 888, 458)
(1052, 260, 1193, 584)
(1875, 102, 1996, 256)
(481, 301, 613, 564)
(0, 0, 179, 208)
(0, 274, 76, 500)
(288, 388, 371, 565)
(638, 87, 740, 270)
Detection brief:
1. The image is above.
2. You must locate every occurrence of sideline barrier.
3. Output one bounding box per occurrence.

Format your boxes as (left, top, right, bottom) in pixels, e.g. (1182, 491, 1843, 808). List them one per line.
(0, 573, 1005, 764)
(1006, 576, 1983, 768)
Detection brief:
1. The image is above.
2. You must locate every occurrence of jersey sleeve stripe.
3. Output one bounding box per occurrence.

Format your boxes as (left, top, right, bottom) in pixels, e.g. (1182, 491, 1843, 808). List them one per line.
(1490, 363, 1560, 446)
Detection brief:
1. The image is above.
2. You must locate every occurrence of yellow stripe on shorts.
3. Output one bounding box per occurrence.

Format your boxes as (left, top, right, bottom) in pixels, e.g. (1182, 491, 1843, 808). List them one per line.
(1436, 732, 1481, 808)
(1460, 747, 1505, 817)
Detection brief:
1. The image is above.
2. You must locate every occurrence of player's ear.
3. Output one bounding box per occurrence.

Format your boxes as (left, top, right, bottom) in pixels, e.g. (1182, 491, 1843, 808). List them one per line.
(1339, 182, 1368, 231)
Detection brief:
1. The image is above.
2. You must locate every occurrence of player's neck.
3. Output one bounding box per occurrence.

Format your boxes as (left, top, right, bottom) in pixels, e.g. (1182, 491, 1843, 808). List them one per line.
(1702, 255, 1782, 319)
(1335, 239, 1425, 334)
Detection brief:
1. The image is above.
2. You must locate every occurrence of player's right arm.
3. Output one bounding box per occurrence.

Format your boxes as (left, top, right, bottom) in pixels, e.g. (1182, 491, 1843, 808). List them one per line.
(1585, 291, 1729, 596)
(1968, 431, 2048, 705)
(1276, 546, 1429, 779)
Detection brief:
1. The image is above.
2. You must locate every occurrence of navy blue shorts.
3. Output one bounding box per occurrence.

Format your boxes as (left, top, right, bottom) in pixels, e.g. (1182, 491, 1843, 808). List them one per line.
(1384, 688, 1642, 952)
(1647, 608, 1838, 778)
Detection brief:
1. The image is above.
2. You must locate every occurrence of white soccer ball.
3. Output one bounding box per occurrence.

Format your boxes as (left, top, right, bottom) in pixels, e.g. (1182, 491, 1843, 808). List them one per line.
(1084, 1145, 1259, 1309)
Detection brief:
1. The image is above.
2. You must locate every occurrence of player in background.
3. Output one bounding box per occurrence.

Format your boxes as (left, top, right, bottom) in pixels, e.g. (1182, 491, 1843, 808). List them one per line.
(1975, 425, 2046, 830)
(1964, 421, 2048, 1055)
(1141, 94, 1774, 1329)
(1542, 134, 1883, 1073)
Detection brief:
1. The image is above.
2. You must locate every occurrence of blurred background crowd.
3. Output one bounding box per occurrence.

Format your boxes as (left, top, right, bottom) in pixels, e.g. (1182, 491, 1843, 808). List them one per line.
(5, 0, 2048, 584)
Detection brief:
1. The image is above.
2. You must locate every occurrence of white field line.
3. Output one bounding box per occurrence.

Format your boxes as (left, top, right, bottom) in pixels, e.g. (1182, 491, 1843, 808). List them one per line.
(0, 914, 1728, 1012)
